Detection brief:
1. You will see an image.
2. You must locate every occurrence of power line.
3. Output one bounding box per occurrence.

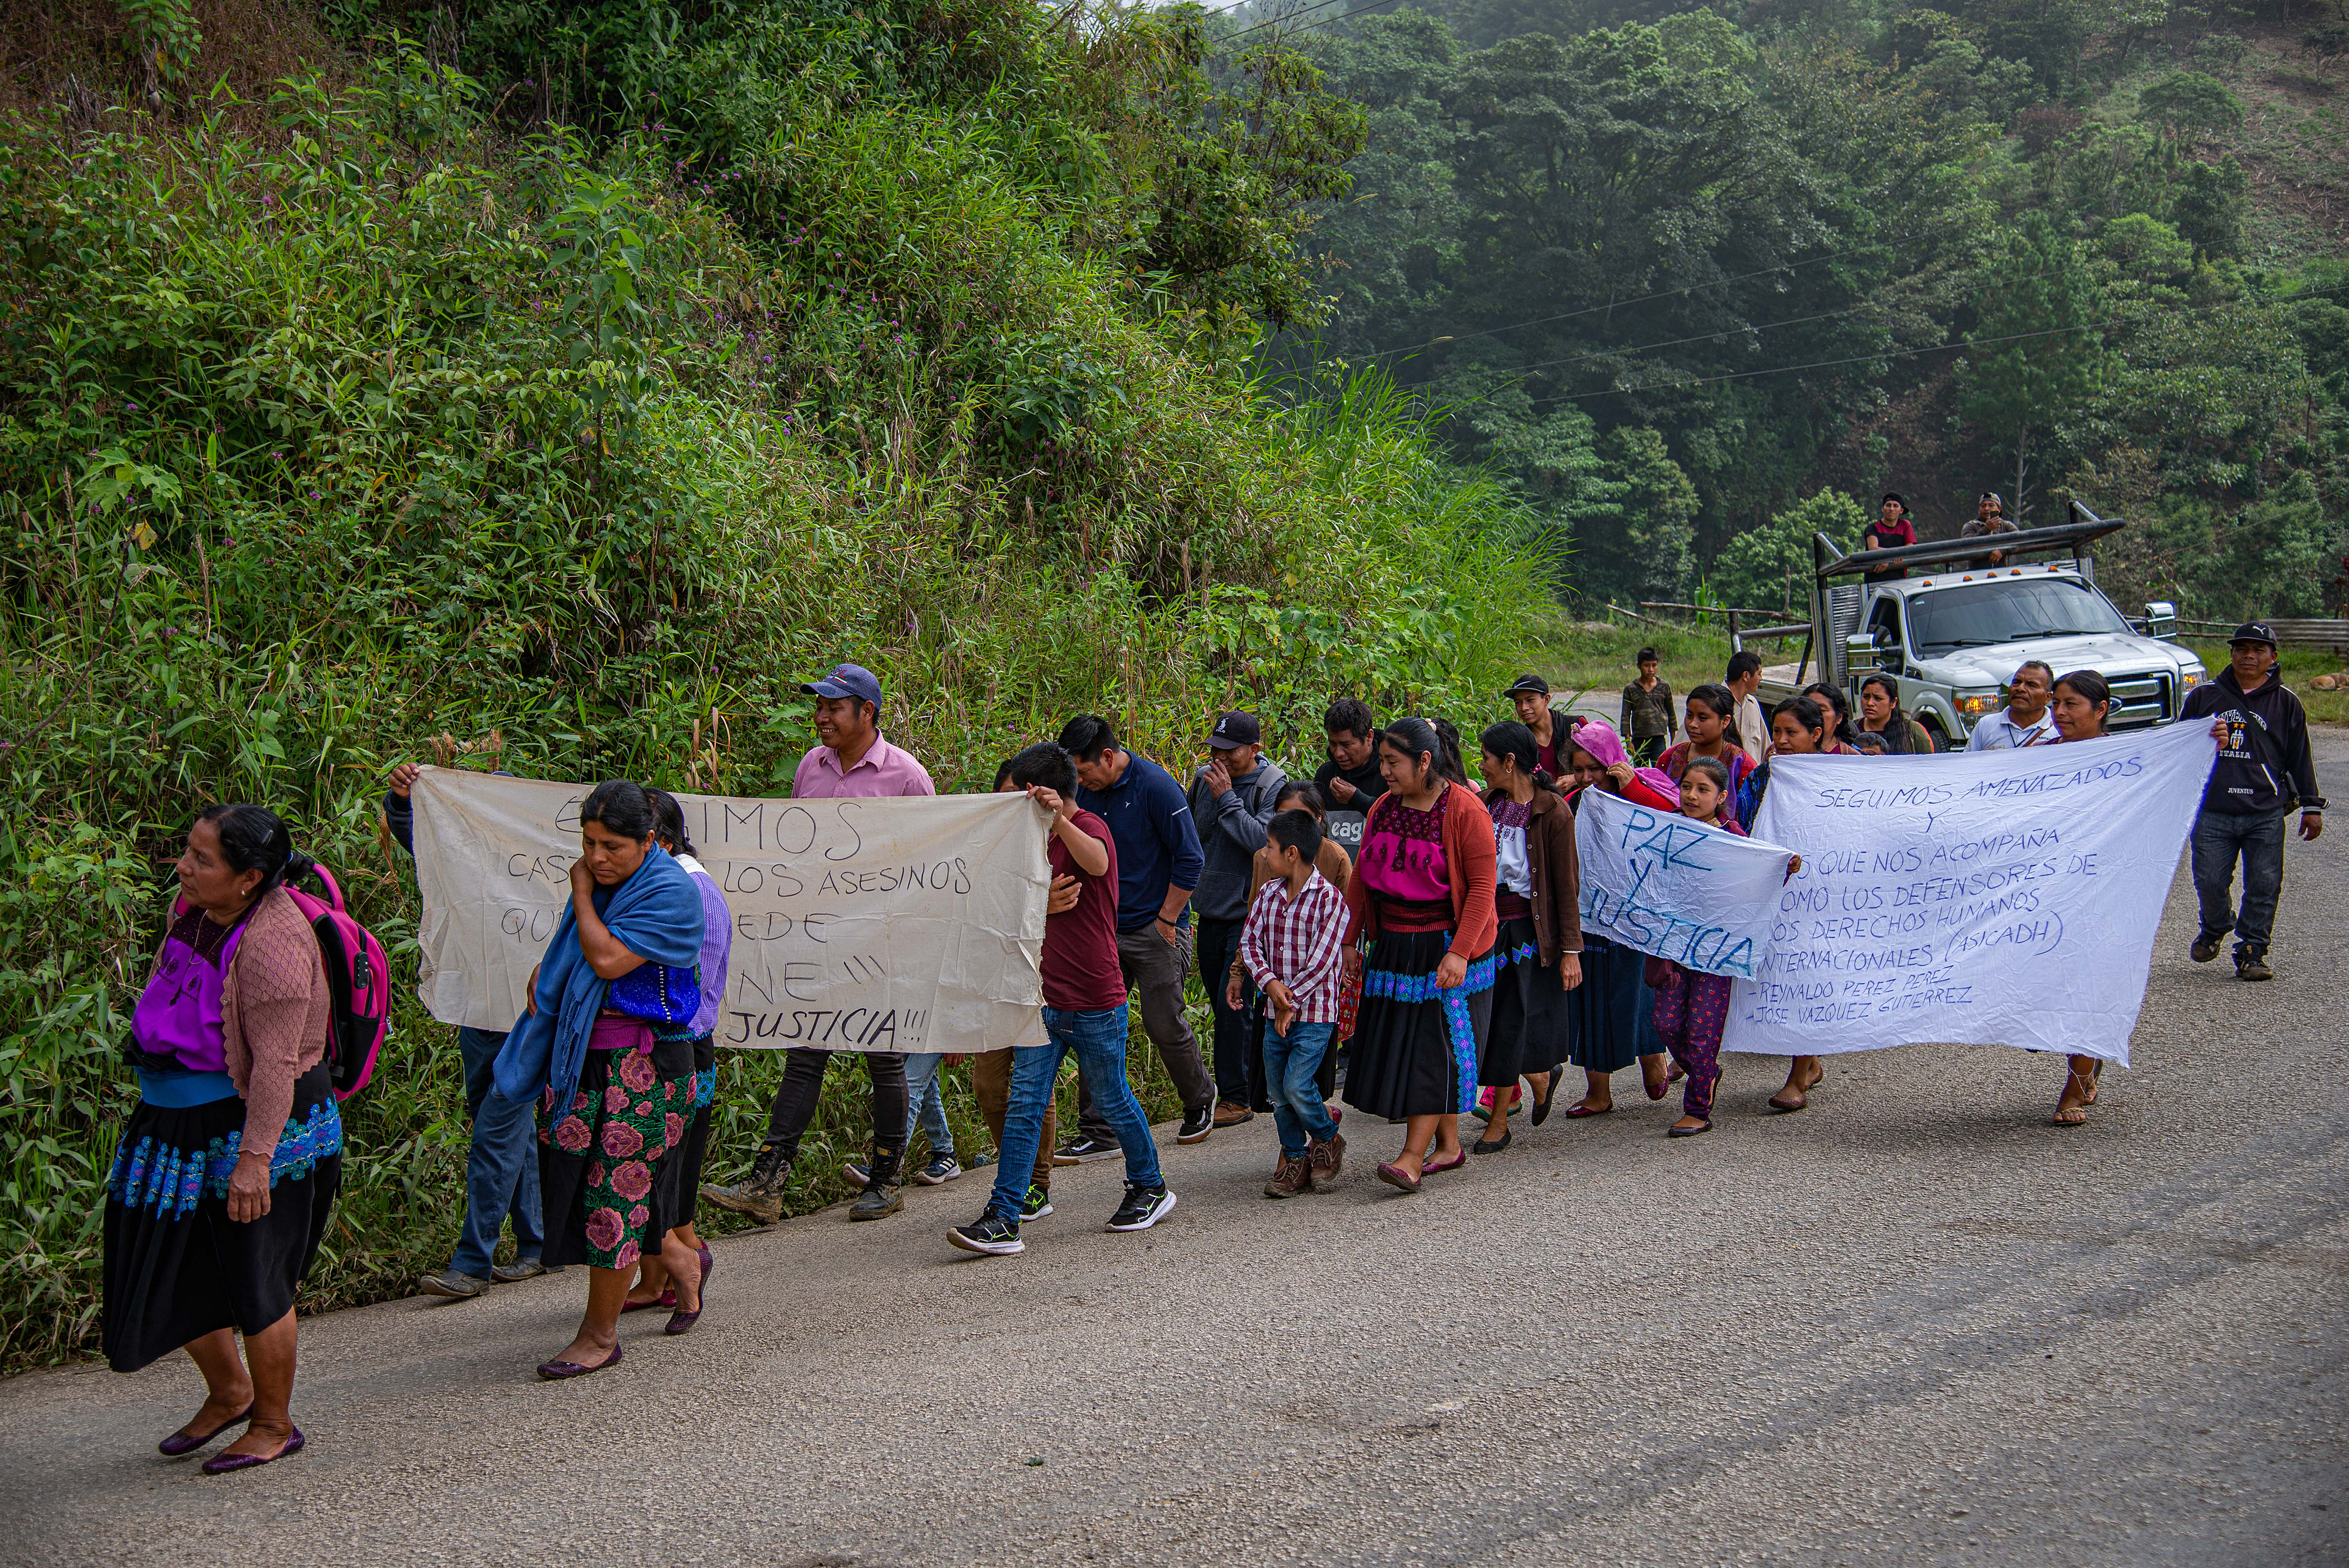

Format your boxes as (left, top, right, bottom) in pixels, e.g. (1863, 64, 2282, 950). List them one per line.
(1233, 0, 1404, 41)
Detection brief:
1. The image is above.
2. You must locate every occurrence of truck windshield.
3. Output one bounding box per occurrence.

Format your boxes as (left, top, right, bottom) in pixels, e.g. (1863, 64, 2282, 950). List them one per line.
(1906, 578, 2131, 654)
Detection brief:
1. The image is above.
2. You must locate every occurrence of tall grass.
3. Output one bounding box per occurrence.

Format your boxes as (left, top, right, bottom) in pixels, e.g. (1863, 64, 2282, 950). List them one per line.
(0, 60, 1549, 1368)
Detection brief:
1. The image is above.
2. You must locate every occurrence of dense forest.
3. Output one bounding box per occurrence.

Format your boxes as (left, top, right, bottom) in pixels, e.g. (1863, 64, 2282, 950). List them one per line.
(1237, 0, 2348, 618)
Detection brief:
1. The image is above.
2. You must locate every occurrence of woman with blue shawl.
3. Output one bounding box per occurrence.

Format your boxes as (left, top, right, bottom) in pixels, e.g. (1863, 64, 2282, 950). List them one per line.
(493, 780, 705, 1380)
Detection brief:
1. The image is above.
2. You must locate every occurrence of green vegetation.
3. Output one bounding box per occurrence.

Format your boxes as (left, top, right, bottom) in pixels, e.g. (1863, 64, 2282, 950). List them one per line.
(0, 5, 1550, 1368)
(1252, 0, 2347, 623)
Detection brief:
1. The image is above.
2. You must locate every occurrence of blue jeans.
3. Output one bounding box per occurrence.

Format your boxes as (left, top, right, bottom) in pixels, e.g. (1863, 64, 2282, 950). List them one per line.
(2192, 807, 2289, 961)
(449, 1026, 544, 1277)
(902, 1051, 956, 1156)
(989, 1005, 1162, 1220)
(1262, 1019, 1338, 1158)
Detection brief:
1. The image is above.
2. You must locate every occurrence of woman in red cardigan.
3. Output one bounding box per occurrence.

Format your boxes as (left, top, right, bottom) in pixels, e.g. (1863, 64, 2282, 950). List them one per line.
(1341, 716, 1499, 1193)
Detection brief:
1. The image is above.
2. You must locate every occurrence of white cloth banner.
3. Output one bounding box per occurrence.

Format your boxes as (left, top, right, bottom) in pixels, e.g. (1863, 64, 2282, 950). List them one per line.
(1573, 788, 1795, 979)
(409, 769, 1050, 1052)
(1724, 721, 2216, 1065)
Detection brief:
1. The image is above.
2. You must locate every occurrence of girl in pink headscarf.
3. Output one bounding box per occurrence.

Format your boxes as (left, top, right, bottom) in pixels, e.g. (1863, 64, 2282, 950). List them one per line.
(1564, 720, 1681, 814)
(1550, 721, 1675, 1115)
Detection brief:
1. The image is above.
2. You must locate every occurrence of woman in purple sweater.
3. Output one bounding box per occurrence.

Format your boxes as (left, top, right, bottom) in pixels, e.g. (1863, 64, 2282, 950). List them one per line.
(623, 789, 733, 1334)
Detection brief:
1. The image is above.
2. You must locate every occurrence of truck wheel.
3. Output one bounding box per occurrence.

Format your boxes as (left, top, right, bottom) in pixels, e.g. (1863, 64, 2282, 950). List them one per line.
(1921, 718, 1952, 753)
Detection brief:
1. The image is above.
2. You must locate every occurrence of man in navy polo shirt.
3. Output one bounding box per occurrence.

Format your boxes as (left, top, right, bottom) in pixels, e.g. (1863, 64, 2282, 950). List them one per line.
(1053, 714, 1217, 1157)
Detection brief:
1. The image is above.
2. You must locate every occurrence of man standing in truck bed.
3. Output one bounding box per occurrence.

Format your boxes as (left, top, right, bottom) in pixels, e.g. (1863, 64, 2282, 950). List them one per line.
(2179, 623, 2324, 982)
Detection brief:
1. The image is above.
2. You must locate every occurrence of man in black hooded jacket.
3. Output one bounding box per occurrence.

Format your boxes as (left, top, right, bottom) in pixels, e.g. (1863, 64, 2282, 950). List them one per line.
(2178, 623, 2325, 981)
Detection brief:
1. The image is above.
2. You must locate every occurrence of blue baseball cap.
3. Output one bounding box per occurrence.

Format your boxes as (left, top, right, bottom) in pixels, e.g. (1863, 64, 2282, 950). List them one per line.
(800, 662, 883, 709)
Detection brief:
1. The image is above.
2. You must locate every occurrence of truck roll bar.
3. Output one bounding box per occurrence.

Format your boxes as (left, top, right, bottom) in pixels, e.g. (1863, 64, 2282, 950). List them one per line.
(1813, 499, 2127, 582)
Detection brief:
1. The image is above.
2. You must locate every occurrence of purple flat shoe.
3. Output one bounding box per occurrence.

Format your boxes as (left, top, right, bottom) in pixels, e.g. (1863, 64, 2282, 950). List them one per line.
(160, 1405, 252, 1457)
(200, 1425, 303, 1474)
(620, 1291, 674, 1314)
(1421, 1151, 1468, 1176)
(665, 1248, 715, 1335)
(536, 1344, 623, 1381)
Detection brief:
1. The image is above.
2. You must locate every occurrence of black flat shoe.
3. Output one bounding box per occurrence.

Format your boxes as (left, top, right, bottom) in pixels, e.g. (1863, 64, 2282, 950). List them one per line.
(1530, 1078, 1560, 1126)
(1667, 1120, 1712, 1138)
(1471, 1130, 1512, 1155)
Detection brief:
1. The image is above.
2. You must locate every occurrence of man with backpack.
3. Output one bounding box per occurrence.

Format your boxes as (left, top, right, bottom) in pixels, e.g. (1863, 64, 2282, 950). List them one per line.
(385, 761, 550, 1300)
(2179, 624, 2325, 981)
(1186, 712, 1290, 1124)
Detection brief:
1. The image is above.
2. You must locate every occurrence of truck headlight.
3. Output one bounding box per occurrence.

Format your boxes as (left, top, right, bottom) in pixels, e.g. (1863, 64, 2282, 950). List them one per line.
(2181, 667, 2205, 690)
(1955, 691, 2000, 717)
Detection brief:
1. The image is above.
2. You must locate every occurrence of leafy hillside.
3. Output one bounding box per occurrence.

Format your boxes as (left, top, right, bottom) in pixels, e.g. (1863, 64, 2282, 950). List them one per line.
(0, 2, 1548, 1367)
(1249, 0, 2348, 622)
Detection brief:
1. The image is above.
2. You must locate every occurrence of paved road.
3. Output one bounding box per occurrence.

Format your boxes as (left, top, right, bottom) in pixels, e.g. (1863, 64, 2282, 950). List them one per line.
(6, 736, 2343, 1568)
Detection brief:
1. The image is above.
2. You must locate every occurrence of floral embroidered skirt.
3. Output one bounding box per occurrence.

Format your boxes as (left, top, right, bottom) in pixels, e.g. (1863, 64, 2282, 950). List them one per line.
(539, 1035, 695, 1270)
(1342, 928, 1495, 1121)
(102, 1063, 344, 1374)
(648, 1032, 718, 1234)
(1566, 932, 1650, 1074)
(1479, 915, 1571, 1088)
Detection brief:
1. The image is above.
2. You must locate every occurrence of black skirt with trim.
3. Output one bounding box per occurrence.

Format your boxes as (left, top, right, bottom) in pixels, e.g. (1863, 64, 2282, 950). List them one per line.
(102, 1064, 342, 1374)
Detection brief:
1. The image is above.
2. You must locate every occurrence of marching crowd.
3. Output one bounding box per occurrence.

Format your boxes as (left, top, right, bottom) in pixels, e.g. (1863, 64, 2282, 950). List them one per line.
(99, 624, 2321, 1471)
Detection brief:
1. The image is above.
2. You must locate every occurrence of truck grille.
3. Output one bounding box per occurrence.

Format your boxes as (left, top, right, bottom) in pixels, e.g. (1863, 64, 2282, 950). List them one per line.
(2107, 672, 2173, 728)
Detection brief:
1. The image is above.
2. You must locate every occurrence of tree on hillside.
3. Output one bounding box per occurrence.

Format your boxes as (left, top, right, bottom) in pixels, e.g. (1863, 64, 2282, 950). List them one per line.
(1959, 214, 2107, 524)
(1711, 489, 1865, 614)
(2134, 70, 2244, 141)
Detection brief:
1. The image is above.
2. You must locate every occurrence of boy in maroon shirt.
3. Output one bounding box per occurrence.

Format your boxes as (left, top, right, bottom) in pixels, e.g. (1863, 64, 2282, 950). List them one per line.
(950, 744, 1175, 1254)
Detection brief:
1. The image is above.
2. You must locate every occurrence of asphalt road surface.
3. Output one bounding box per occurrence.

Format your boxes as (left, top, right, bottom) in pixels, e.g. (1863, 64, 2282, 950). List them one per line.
(5, 735, 2342, 1568)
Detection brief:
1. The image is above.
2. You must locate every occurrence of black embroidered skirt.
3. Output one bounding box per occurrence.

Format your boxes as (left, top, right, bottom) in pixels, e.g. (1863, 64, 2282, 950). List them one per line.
(102, 1064, 343, 1373)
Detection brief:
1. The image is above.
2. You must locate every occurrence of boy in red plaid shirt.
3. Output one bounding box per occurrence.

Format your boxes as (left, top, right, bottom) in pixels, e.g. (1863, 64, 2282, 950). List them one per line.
(1239, 812, 1352, 1197)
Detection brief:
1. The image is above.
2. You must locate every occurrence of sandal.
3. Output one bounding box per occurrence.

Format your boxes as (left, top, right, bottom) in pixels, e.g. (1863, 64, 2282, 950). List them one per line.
(1768, 1061, 1823, 1113)
(2052, 1064, 2100, 1126)
(2079, 1060, 2104, 1105)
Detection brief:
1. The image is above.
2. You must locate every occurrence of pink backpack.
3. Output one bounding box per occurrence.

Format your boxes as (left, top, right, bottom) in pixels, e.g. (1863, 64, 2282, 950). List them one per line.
(282, 859, 391, 1101)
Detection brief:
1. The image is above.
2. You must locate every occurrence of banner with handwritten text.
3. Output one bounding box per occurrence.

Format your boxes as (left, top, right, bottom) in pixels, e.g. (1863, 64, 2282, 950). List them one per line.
(1573, 788, 1795, 979)
(409, 769, 1049, 1052)
(1723, 721, 2215, 1066)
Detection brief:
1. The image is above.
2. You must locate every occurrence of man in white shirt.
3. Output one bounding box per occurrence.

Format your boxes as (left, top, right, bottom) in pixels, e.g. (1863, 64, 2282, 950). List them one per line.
(1965, 660, 2060, 750)
(1725, 650, 1768, 765)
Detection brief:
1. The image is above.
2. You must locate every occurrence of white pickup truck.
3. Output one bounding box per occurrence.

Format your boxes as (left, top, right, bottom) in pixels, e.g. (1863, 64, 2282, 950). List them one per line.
(1751, 503, 2207, 748)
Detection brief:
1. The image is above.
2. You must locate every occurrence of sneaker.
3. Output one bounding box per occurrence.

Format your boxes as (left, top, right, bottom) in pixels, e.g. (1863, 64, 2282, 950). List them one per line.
(1264, 1153, 1311, 1199)
(914, 1153, 963, 1186)
(2236, 956, 2274, 982)
(489, 1256, 547, 1284)
(703, 1143, 793, 1226)
(1020, 1183, 1054, 1221)
(1106, 1183, 1177, 1232)
(947, 1212, 1025, 1256)
(1211, 1101, 1254, 1128)
(1308, 1132, 1346, 1192)
(1054, 1135, 1120, 1164)
(849, 1183, 903, 1220)
(2190, 934, 2224, 964)
(418, 1269, 489, 1299)
(1176, 1105, 1215, 1143)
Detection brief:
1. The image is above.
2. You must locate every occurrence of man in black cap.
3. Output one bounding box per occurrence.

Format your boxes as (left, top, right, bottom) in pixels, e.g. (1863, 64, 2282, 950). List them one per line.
(1506, 674, 1570, 776)
(1186, 712, 1288, 1123)
(1863, 493, 1915, 581)
(2180, 623, 2324, 981)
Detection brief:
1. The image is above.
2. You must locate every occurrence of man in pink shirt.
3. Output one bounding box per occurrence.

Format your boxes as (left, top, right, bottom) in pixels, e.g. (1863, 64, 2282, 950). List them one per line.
(704, 663, 935, 1225)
